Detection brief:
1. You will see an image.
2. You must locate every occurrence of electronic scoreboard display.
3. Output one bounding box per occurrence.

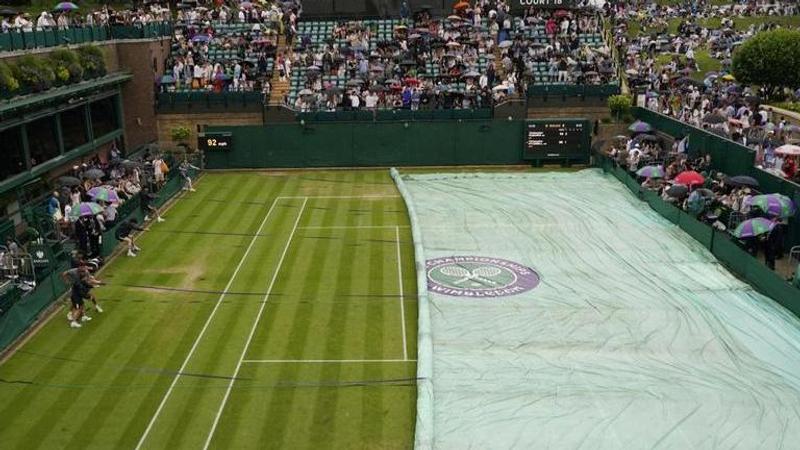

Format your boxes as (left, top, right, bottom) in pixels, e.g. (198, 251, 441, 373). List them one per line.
(198, 132, 233, 152)
(524, 119, 590, 162)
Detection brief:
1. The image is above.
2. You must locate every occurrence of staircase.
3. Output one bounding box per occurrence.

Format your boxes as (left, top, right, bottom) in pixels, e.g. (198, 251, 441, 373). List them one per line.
(268, 35, 292, 107)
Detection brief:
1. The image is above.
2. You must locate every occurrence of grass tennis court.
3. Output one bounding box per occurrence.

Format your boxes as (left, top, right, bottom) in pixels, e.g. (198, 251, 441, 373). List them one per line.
(0, 170, 417, 449)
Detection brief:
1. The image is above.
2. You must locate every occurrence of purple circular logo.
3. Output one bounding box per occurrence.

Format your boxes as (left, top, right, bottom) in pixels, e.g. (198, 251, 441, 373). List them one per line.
(426, 256, 540, 298)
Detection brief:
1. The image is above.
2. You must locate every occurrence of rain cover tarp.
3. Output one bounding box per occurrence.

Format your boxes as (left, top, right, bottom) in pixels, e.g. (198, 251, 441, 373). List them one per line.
(394, 169, 800, 450)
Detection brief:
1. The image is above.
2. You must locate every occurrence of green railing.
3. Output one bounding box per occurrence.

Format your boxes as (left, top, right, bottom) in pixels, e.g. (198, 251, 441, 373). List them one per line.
(596, 152, 800, 313)
(526, 83, 620, 98)
(157, 90, 265, 111)
(0, 22, 172, 52)
(295, 108, 493, 122)
(632, 106, 800, 249)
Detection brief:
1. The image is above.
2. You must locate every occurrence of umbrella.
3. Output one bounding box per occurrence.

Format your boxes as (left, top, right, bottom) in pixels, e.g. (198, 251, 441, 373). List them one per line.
(57, 176, 81, 186)
(721, 74, 735, 81)
(747, 194, 796, 219)
(88, 186, 120, 204)
(119, 160, 139, 169)
(703, 113, 727, 124)
(346, 79, 364, 86)
(0, 7, 18, 16)
(191, 34, 210, 43)
(666, 184, 689, 198)
(687, 188, 715, 214)
(160, 75, 176, 84)
(628, 120, 652, 133)
(83, 168, 105, 180)
(725, 175, 759, 188)
(775, 144, 800, 156)
(68, 202, 104, 220)
(784, 125, 800, 134)
(636, 165, 665, 178)
(498, 40, 513, 49)
(632, 133, 659, 144)
(240, 1, 253, 8)
(732, 218, 774, 239)
(54, 2, 78, 11)
(674, 170, 705, 186)
(298, 88, 314, 96)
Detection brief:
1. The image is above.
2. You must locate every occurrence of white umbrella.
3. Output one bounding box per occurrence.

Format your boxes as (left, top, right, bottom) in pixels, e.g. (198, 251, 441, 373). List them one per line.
(498, 40, 513, 49)
(775, 144, 800, 156)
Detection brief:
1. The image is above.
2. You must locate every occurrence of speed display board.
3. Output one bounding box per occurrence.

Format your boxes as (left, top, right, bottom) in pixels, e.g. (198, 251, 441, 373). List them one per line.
(198, 132, 233, 152)
(524, 119, 590, 163)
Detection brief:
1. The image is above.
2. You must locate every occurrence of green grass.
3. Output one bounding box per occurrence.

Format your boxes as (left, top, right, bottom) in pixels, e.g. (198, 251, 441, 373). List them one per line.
(0, 170, 417, 449)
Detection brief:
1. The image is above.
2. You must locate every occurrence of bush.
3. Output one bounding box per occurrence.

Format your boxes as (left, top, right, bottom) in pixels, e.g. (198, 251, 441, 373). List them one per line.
(76, 45, 106, 79)
(0, 61, 20, 96)
(608, 94, 632, 120)
(48, 49, 84, 84)
(171, 126, 191, 142)
(732, 29, 800, 99)
(13, 55, 55, 93)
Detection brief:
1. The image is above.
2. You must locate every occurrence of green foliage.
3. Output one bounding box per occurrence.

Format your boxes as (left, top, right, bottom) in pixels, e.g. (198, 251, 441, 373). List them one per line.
(0, 61, 20, 95)
(732, 29, 800, 97)
(48, 49, 84, 84)
(776, 102, 800, 114)
(608, 94, 632, 120)
(76, 45, 107, 79)
(13, 55, 56, 93)
(171, 126, 191, 142)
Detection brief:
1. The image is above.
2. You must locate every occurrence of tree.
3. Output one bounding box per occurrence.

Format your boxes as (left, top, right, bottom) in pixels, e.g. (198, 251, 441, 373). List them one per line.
(732, 28, 800, 99)
(607, 94, 632, 121)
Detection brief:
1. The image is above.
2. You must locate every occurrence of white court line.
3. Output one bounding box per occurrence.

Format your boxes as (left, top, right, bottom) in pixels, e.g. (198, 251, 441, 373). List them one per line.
(278, 195, 400, 199)
(134, 197, 282, 450)
(299, 225, 410, 229)
(242, 359, 417, 363)
(202, 197, 308, 450)
(395, 226, 408, 361)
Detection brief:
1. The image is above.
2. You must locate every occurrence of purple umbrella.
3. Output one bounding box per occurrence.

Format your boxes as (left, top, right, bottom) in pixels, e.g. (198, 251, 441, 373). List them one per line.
(732, 217, 774, 239)
(88, 186, 120, 204)
(628, 120, 652, 133)
(68, 202, 104, 220)
(54, 2, 79, 11)
(191, 34, 210, 43)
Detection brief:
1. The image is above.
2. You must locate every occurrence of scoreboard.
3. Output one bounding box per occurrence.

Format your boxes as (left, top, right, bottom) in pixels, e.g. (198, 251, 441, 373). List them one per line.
(524, 119, 590, 162)
(198, 132, 233, 152)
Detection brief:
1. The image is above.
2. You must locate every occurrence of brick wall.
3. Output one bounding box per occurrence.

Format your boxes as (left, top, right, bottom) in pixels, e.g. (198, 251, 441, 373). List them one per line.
(115, 38, 171, 152)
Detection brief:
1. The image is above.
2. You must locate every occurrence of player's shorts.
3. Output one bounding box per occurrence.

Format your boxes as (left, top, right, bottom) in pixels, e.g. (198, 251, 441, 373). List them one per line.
(70, 291, 85, 308)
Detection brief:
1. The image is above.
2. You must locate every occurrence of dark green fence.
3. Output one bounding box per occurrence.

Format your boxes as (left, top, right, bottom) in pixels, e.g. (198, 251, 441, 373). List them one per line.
(157, 91, 265, 112)
(205, 119, 527, 169)
(0, 23, 171, 52)
(527, 83, 620, 98)
(633, 107, 800, 250)
(597, 153, 800, 315)
(295, 108, 493, 123)
(0, 167, 192, 351)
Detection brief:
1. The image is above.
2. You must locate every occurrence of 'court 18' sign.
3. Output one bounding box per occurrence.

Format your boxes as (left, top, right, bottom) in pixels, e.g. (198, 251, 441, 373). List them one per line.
(426, 256, 540, 298)
(515, 0, 576, 8)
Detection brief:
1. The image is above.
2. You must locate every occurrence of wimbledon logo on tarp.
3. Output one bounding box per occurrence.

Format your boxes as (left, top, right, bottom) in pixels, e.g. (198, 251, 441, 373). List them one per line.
(426, 256, 540, 298)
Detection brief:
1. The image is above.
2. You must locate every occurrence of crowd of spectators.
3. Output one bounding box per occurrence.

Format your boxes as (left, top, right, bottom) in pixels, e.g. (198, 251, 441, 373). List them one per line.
(45, 144, 181, 260)
(1, 4, 171, 33)
(611, 1, 800, 182)
(286, 1, 614, 111)
(162, 0, 302, 94)
(608, 130, 791, 271)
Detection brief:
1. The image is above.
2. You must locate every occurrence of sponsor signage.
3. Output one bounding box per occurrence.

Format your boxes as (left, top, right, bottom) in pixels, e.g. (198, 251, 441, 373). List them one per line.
(426, 256, 541, 298)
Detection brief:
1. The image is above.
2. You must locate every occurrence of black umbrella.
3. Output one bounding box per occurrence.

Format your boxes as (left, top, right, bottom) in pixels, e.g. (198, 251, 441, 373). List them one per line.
(703, 113, 727, 124)
(666, 184, 689, 198)
(57, 176, 81, 186)
(83, 169, 105, 180)
(725, 175, 759, 188)
(0, 7, 17, 16)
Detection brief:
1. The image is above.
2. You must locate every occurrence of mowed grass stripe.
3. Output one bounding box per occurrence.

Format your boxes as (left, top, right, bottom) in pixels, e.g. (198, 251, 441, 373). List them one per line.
(134, 184, 296, 448)
(209, 197, 340, 449)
